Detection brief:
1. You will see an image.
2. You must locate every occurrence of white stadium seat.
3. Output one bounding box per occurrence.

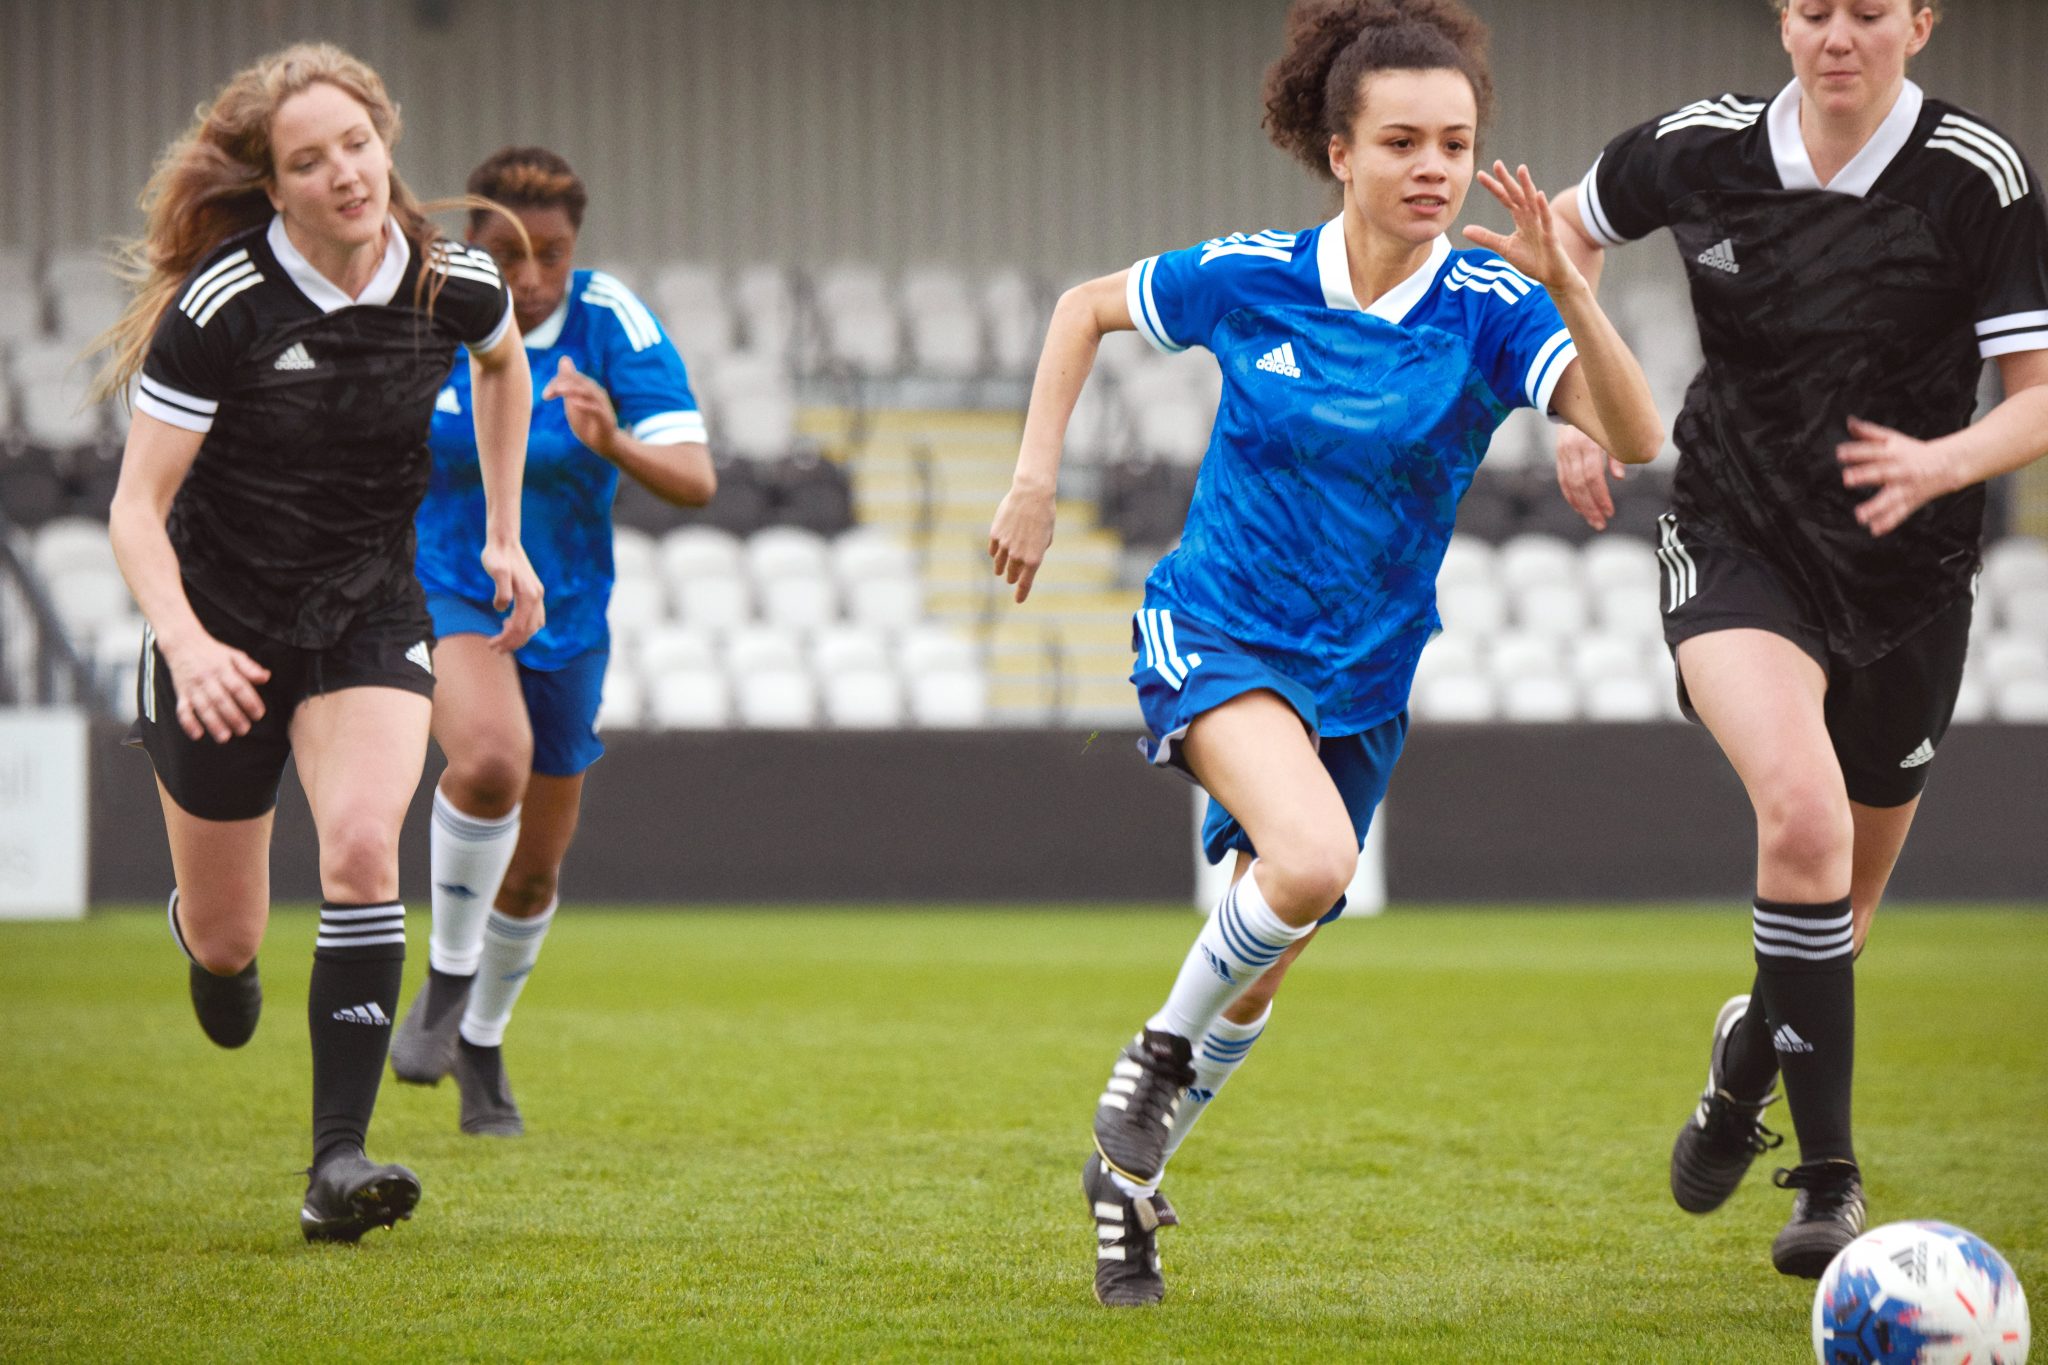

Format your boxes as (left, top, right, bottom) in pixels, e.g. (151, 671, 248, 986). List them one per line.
(596, 669, 645, 730)
(847, 575, 924, 631)
(725, 625, 804, 674)
(823, 669, 906, 728)
(898, 625, 976, 676)
(1437, 534, 1497, 591)
(1515, 582, 1590, 638)
(1436, 581, 1507, 638)
(811, 624, 891, 676)
(1488, 631, 1564, 683)
(1982, 537, 2048, 597)
(758, 575, 839, 631)
(1950, 675, 1992, 724)
(660, 526, 745, 583)
(1500, 674, 1578, 722)
(1581, 675, 1661, 722)
(1994, 677, 2048, 722)
(648, 668, 732, 729)
(908, 306, 984, 378)
(33, 517, 115, 578)
(1483, 407, 1546, 472)
(1580, 535, 1660, 594)
(731, 265, 798, 363)
(1133, 398, 1211, 466)
(673, 575, 751, 633)
(1978, 634, 2048, 688)
(48, 568, 132, 638)
(1570, 633, 1648, 687)
(606, 577, 667, 639)
(746, 526, 831, 581)
(984, 268, 1047, 377)
(735, 667, 818, 727)
(1413, 672, 1496, 722)
(1498, 533, 1578, 590)
(636, 624, 719, 678)
(611, 527, 657, 582)
(1592, 583, 1664, 640)
(830, 527, 915, 583)
(909, 669, 989, 727)
(2000, 587, 2048, 635)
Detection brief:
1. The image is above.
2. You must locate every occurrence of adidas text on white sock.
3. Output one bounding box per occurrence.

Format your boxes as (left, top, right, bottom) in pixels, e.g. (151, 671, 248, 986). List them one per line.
(428, 789, 520, 976)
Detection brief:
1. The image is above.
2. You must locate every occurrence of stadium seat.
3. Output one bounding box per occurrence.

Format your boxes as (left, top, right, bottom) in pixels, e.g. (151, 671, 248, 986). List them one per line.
(1515, 581, 1590, 637)
(847, 574, 923, 631)
(32, 516, 115, 578)
(47, 566, 131, 638)
(908, 668, 988, 727)
(745, 526, 830, 581)
(673, 574, 751, 633)
(830, 527, 915, 582)
(1436, 581, 1507, 637)
(1497, 533, 1578, 589)
(907, 305, 984, 378)
(1580, 535, 1660, 594)
(1581, 674, 1661, 722)
(1411, 632, 1481, 692)
(1979, 634, 2048, 688)
(1488, 631, 1564, 683)
(596, 669, 645, 731)
(984, 268, 1046, 377)
(1950, 674, 1992, 724)
(1982, 536, 2048, 597)
(1483, 407, 1546, 472)
(712, 380, 799, 463)
(611, 527, 657, 581)
(1500, 674, 1578, 722)
(660, 525, 745, 583)
(758, 574, 838, 631)
(2000, 586, 2048, 635)
(1437, 533, 1497, 590)
(1592, 583, 1664, 639)
(606, 576, 667, 639)
(811, 623, 891, 676)
(1994, 676, 2048, 722)
(1132, 398, 1210, 466)
(731, 265, 798, 364)
(898, 624, 975, 676)
(15, 343, 104, 450)
(636, 624, 719, 678)
(822, 668, 906, 728)
(725, 625, 804, 675)
(735, 666, 818, 727)
(1413, 672, 1496, 722)
(648, 668, 732, 729)
(1570, 632, 1648, 687)
(1065, 380, 1126, 467)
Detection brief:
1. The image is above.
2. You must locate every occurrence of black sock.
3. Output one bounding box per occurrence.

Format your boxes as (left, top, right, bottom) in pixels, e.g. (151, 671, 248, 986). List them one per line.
(1751, 896, 1856, 1166)
(1720, 973, 1780, 1101)
(308, 901, 407, 1167)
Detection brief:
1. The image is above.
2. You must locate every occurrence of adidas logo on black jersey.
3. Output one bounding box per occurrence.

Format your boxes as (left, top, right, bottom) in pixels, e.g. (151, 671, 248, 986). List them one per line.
(1696, 240, 1740, 274)
(273, 342, 317, 371)
(1255, 342, 1301, 378)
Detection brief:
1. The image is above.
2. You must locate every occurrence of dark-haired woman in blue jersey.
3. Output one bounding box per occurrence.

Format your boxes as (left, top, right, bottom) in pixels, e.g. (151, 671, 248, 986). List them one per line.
(988, 0, 1665, 1308)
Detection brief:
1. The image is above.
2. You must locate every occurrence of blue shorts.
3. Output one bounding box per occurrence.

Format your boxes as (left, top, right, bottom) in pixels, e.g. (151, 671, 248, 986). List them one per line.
(427, 595, 608, 777)
(1131, 602, 1409, 873)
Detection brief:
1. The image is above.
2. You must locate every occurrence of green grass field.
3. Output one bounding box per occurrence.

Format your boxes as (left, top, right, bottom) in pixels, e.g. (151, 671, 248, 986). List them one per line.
(2, 906, 2042, 1363)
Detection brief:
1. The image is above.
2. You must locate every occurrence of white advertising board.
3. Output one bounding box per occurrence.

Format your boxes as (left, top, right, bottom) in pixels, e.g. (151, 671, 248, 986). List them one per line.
(0, 708, 89, 919)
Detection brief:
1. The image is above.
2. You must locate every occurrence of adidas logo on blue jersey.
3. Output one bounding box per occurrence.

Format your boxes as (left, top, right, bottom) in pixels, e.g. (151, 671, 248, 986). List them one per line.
(1255, 342, 1301, 378)
(1697, 239, 1740, 274)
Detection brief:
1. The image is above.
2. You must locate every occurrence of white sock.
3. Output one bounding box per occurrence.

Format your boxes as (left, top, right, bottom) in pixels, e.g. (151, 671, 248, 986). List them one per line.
(428, 788, 520, 977)
(1146, 864, 1312, 1043)
(1159, 1007, 1270, 1171)
(458, 899, 555, 1048)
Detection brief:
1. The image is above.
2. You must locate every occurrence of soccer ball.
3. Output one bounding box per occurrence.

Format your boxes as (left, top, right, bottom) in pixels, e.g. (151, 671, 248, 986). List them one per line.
(1814, 1220, 2030, 1364)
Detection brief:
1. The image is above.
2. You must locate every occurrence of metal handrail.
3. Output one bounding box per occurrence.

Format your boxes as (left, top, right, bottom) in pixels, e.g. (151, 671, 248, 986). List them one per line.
(0, 513, 101, 709)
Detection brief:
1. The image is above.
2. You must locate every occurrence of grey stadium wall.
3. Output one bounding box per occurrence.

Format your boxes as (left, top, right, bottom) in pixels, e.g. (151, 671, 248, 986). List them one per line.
(89, 722, 2047, 904)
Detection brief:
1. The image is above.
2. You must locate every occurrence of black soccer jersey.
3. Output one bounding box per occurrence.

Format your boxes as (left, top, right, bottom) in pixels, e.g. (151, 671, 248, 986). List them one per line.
(135, 215, 512, 649)
(1578, 80, 2048, 665)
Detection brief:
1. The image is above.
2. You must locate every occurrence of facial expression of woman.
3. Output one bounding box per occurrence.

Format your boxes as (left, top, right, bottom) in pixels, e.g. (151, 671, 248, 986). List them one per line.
(266, 81, 392, 250)
(1329, 69, 1478, 247)
(471, 206, 578, 335)
(1781, 0, 1934, 120)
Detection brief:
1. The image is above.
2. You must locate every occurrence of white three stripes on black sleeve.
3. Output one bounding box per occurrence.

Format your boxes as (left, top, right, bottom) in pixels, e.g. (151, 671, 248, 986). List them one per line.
(1752, 903, 1854, 962)
(316, 903, 406, 951)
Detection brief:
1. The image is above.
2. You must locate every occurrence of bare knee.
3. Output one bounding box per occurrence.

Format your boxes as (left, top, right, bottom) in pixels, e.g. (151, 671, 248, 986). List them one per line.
(1756, 785, 1854, 884)
(320, 815, 401, 903)
(495, 866, 559, 918)
(1253, 838, 1356, 925)
(186, 924, 261, 976)
(441, 748, 531, 818)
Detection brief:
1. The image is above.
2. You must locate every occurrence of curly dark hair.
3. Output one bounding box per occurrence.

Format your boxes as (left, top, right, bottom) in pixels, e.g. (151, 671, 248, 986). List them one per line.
(466, 145, 588, 231)
(1262, 0, 1495, 180)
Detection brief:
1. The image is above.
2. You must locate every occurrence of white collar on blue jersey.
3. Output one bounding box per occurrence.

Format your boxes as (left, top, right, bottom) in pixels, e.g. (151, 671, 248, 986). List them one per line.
(522, 294, 570, 349)
(1768, 77, 1924, 197)
(267, 212, 411, 312)
(1316, 216, 1451, 324)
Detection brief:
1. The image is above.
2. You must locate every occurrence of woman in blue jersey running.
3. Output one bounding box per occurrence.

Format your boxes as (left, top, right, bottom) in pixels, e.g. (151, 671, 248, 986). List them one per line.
(391, 147, 715, 1134)
(988, 0, 1665, 1306)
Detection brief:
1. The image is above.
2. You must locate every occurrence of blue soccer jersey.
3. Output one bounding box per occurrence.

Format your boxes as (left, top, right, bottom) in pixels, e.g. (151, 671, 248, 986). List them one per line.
(1126, 219, 1577, 735)
(417, 268, 704, 669)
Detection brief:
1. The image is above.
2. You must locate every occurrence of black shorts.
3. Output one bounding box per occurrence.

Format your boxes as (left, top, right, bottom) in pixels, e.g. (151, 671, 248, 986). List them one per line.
(1656, 514, 1971, 809)
(127, 587, 436, 822)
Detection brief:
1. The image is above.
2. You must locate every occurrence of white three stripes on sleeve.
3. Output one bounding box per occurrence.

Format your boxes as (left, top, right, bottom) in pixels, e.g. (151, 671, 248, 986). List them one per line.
(134, 373, 218, 433)
(1575, 156, 1629, 250)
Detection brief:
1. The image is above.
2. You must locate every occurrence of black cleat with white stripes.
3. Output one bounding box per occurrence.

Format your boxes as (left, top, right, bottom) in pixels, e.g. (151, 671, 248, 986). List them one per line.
(1670, 994, 1782, 1213)
(1770, 1160, 1866, 1278)
(300, 1149, 421, 1244)
(1083, 1154, 1174, 1307)
(1092, 1028, 1195, 1185)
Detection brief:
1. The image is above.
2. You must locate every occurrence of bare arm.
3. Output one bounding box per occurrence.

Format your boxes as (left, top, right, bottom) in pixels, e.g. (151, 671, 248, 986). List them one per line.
(1548, 184, 1639, 530)
(1839, 348, 2048, 536)
(1463, 163, 1663, 465)
(467, 326, 546, 651)
(107, 413, 271, 742)
(988, 271, 1135, 603)
(542, 356, 715, 507)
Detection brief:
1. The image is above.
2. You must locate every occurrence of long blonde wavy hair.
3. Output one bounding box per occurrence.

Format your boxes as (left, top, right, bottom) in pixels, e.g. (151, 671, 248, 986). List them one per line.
(91, 42, 515, 403)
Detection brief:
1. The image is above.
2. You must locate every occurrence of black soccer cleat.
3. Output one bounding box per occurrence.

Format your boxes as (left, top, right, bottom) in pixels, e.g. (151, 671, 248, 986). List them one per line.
(1670, 993, 1782, 1213)
(1092, 1028, 1195, 1185)
(1083, 1153, 1174, 1307)
(389, 970, 472, 1085)
(454, 1038, 524, 1136)
(300, 1150, 422, 1244)
(189, 960, 263, 1049)
(1770, 1160, 1866, 1279)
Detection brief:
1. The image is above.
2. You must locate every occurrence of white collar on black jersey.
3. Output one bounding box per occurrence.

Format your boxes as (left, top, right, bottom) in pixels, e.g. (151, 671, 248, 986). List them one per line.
(266, 213, 411, 312)
(522, 295, 570, 349)
(1317, 217, 1451, 324)
(1768, 77, 1925, 196)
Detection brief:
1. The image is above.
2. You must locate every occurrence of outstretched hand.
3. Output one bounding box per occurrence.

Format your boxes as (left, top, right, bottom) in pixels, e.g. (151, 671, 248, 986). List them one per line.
(1838, 417, 1958, 537)
(1462, 161, 1582, 295)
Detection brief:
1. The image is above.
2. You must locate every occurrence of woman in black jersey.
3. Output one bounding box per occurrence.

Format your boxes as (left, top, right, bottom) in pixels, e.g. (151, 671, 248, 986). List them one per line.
(93, 43, 544, 1243)
(1546, 0, 2048, 1277)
